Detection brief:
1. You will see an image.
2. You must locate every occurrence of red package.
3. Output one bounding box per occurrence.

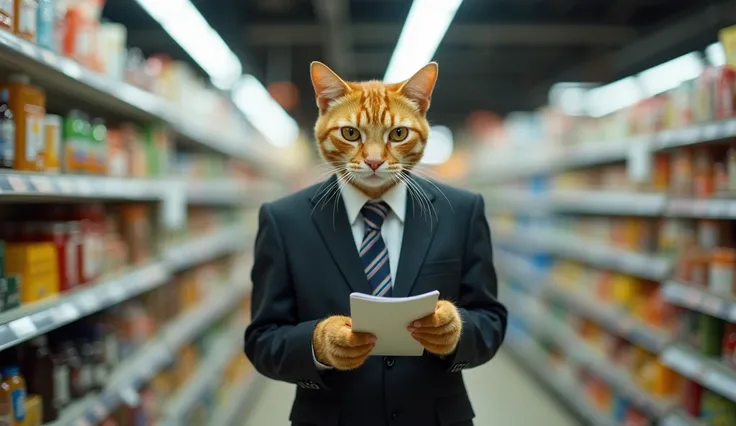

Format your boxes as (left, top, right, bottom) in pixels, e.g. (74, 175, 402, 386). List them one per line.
(681, 379, 704, 417)
(722, 322, 736, 370)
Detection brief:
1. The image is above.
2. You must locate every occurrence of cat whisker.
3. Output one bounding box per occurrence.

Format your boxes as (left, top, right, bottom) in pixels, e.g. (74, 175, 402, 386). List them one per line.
(409, 169, 455, 213)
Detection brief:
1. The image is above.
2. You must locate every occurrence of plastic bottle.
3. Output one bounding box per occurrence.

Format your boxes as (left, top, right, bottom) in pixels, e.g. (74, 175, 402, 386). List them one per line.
(1, 367, 26, 426)
(43, 114, 61, 173)
(36, 0, 53, 49)
(0, 379, 11, 426)
(89, 118, 106, 175)
(0, 88, 14, 169)
(61, 110, 89, 174)
(0, 74, 46, 172)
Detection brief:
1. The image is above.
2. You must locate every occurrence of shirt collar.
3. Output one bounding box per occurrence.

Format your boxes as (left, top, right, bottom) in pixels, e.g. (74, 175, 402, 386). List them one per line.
(340, 179, 407, 225)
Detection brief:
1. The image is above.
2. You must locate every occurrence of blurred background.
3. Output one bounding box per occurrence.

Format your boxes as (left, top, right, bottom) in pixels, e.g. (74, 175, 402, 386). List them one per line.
(0, 0, 734, 425)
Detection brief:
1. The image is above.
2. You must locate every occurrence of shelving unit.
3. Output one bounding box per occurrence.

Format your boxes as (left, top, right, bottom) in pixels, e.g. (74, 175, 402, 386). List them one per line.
(0, 8, 282, 425)
(467, 39, 736, 425)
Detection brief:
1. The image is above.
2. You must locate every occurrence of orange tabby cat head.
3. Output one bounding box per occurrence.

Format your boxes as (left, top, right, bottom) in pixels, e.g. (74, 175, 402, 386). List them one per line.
(310, 62, 438, 198)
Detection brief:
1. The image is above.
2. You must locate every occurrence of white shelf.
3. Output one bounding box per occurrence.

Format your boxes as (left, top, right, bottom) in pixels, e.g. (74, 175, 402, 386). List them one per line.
(660, 345, 736, 403)
(0, 224, 249, 354)
(0, 262, 168, 353)
(550, 190, 667, 216)
(164, 224, 251, 272)
(661, 281, 736, 322)
(0, 172, 165, 201)
(666, 198, 736, 219)
(0, 30, 264, 164)
(543, 285, 672, 353)
(504, 336, 615, 426)
(494, 226, 673, 281)
(481, 189, 550, 215)
(157, 321, 247, 426)
(469, 118, 736, 183)
(533, 314, 676, 419)
(50, 280, 250, 426)
(660, 412, 705, 426)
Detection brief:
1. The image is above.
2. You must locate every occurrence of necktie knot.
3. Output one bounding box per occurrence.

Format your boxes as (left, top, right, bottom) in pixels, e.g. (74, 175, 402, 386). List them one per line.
(361, 201, 390, 231)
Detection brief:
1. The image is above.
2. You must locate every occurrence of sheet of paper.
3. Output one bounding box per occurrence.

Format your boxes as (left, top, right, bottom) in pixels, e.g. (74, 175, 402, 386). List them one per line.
(350, 290, 440, 356)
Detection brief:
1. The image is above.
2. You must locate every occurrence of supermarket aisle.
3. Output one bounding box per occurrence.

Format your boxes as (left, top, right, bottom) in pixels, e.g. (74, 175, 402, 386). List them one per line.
(242, 350, 579, 426)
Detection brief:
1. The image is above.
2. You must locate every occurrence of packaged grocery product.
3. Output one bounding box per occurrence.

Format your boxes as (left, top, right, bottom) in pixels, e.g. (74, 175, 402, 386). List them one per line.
(722, 322, 736, 370)
(1, 276, 20, 312)
(35, 0, 53, 50)
(709, 247, 736, 296)
(681, 379, 703, 417)
(61, 110, 90, 174)
(105, 128, 128, 176)
(5, 242, 59, 303)
(13, 0, 37, 42)
(699, 314, 725, 357)
(43, 114, 61, 173)
(97, 22, 126, 81)
(715, 66, 736, 119)
(89, 118, 106, 174)
(0, 88, 14, 169)
(701, 389, 736, 425)
(1, 367, 26, 426)
(0, 75, 45, 172)
(22, 335, 57, 421)
(0, 377, 11, 426)
(693, 148, 714, 198)
(0, 0, 12, 31)
(23, 394, 40, 426)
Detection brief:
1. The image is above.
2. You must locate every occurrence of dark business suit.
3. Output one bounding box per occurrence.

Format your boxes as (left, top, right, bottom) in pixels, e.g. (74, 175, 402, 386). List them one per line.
(244, 174, 508, 426)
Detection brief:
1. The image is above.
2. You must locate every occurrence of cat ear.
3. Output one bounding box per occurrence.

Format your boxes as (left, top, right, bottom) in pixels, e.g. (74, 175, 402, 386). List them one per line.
(310, 61, 351, 112)
(398, 62, 438, 113)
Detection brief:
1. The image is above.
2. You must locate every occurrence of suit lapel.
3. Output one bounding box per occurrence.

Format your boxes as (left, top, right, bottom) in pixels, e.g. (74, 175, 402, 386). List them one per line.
(393, 175, 439, 298)
(310, 175, 373, 295)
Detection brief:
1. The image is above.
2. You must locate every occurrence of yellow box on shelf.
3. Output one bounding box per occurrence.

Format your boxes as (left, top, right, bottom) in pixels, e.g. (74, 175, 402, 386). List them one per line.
(4, 242, 59, 303)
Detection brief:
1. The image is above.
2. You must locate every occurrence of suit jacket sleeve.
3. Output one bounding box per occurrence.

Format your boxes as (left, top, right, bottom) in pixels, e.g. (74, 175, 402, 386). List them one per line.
(244, 202, 328, 388)
(448, 194, 508, 370)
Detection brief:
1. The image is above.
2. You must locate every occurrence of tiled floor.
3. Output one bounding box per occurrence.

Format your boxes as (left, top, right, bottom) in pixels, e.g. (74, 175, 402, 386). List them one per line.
(242, 350, 579, 426)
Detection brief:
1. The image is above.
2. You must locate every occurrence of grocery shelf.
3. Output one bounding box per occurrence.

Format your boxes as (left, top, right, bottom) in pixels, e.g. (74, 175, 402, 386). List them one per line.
(495, 251, 546, 293)
(535, 314, 676, 419)
(493, 226, 673, 281)
(665, 198, 736, 219)
(660, 345, 736, 403)
(157, 320, 248, 426)
(186, 179, 250, 205)
(561, 137, 642, 169)
(0, 172, 164, 201)
(653, 118, 736, 151)
(504, 335, 615, 426)
(544, 285, 672, 353)
(550, 190, 667, 216)
(661, 281, 736, 322)
(164, 224, 252, 272)
(210, 374, 265, 426)
(51, 279, 250, 426)
(0, 261, 168, 353)
(0, 30, 260, 164)
(0, 224, 249, 354)
(481, 189, 550, 215)
(660, 411, 706, 426)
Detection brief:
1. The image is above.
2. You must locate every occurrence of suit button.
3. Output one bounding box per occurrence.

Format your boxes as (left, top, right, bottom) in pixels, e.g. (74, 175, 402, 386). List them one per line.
(384, 357, 394, 368)
(391, 412, 399, 420)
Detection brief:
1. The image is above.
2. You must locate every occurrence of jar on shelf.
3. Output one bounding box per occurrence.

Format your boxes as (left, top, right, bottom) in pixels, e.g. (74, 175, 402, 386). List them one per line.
(709, 247, 736, 297)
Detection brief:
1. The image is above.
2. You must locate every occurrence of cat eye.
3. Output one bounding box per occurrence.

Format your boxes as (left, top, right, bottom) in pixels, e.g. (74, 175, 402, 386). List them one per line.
(388, 127, 409, 142)
(340, 127, 361, 142)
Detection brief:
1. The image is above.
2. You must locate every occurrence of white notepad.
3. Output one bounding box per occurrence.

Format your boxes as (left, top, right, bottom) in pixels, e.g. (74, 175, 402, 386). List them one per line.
(350, 290, 440, 356)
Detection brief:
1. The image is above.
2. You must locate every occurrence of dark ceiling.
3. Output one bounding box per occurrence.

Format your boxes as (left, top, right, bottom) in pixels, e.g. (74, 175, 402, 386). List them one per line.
(103, 0, 736, 134)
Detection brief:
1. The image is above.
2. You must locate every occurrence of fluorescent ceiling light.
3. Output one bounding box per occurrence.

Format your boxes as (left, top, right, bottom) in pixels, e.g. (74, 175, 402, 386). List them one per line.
(585, 76, 643, 118)
(384, 0, 463, 83)
(233, 75, 299, 148)
(421, 126, 454, 165)
(706, 42, 726, 66)
(134, 0, 242, 89)
(638, 52, 704, 97)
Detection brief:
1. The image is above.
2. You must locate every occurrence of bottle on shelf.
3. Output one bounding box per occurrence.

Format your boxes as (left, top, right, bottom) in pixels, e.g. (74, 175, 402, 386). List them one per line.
(0, 378, 11, 426)
(0, 74, 45, 172)
(0, 88, 14, 169)
(22, 335, 59, 422)
(1, 367, 27, 426)
(36, 0, 53, 51)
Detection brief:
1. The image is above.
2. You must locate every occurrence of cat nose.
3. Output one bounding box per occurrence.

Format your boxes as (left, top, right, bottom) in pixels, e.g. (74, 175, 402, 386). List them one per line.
(365, 159, 385, 171)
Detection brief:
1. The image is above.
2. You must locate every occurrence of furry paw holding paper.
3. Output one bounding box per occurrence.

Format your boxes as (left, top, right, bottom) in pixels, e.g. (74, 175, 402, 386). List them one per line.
(313, 296, 463, 370)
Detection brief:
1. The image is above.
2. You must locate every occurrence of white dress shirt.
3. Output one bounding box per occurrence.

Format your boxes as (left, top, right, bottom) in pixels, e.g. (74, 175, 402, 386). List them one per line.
(313, 180, 408, 370)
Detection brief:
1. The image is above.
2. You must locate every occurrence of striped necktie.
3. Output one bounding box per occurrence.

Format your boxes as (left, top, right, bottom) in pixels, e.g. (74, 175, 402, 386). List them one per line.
(359, 201, 392, 297)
